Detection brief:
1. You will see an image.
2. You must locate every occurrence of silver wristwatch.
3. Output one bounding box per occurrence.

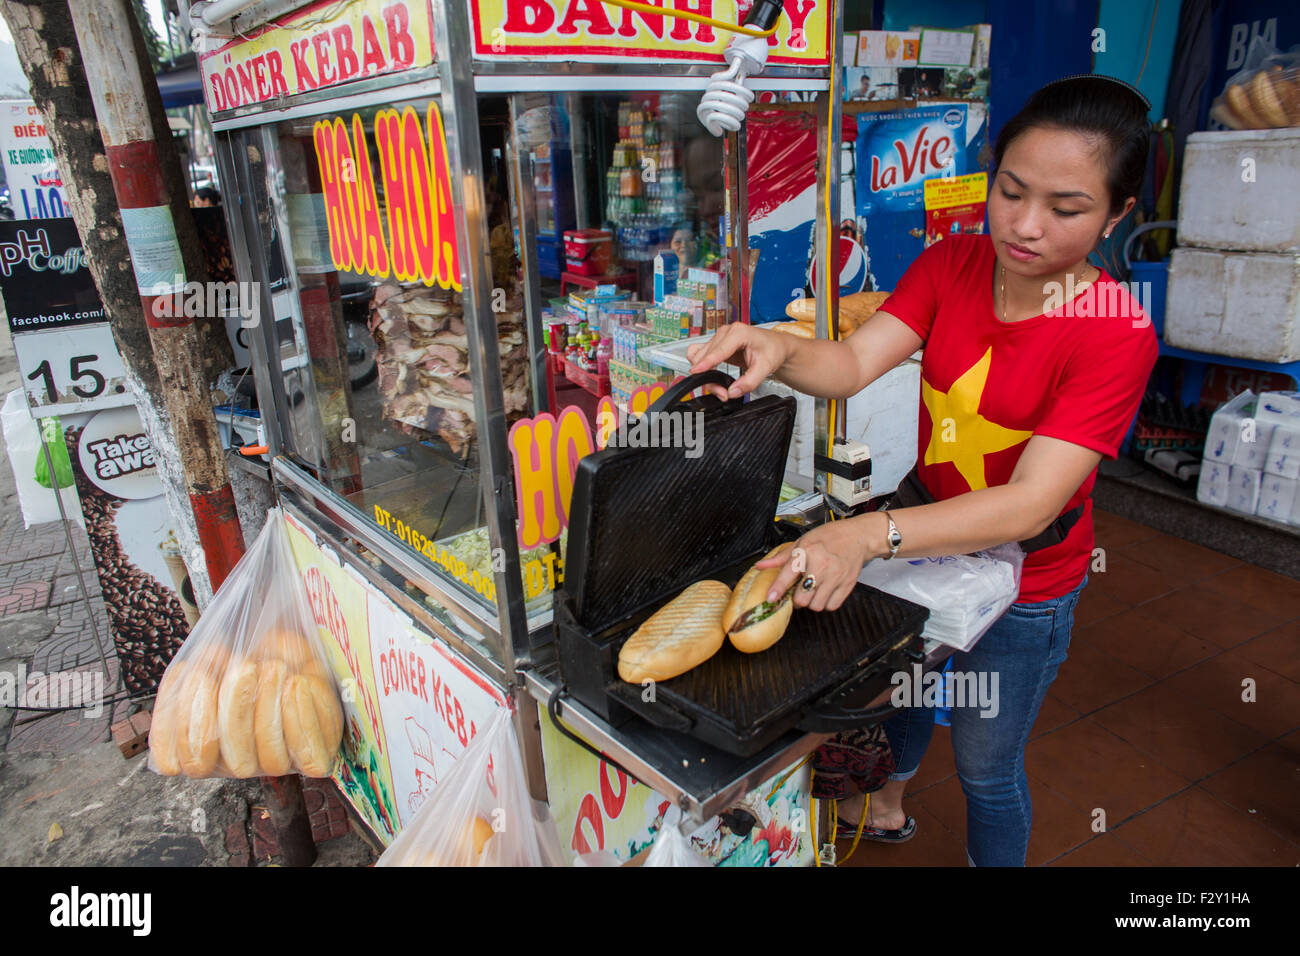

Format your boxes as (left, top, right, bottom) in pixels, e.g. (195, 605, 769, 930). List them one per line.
(882, 512, 902, 560)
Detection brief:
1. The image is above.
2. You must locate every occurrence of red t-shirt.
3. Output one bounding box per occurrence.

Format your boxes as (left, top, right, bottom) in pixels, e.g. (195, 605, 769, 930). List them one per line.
(880, 235, 1158, 602)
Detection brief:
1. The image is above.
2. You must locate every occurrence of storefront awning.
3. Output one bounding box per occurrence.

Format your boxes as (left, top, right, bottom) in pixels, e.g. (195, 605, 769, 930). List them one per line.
(156, 62, 204, 109)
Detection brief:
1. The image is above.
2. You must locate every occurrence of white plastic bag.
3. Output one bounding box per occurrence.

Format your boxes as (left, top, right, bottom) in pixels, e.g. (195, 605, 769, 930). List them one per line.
(643, 820, 713, 867)
(573, 850, 623, 867)
(1211, 37, 1300, 129)
(376, 707, 563, 867)
(0, 390, 85, 529)
(148, 507, 343, 779)
(857, 542, 1024, 652)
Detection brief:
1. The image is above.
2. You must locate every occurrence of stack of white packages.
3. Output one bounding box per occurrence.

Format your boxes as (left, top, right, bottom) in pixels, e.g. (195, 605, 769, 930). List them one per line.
(1198, 389, 1300, 525)
(857, 544, 1022, 652)
(1256, 391, 1300, 524)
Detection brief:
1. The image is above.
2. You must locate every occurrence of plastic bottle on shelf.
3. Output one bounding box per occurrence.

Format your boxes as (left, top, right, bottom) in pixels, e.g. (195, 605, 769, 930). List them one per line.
(596, 336, 612, 378)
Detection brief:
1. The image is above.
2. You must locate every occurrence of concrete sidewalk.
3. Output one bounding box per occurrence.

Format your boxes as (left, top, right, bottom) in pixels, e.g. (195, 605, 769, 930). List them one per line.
(0, 324, 377, 866)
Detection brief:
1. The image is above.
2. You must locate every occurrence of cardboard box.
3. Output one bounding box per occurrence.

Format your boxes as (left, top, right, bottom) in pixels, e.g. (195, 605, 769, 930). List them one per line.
(857, 30, 919, 67)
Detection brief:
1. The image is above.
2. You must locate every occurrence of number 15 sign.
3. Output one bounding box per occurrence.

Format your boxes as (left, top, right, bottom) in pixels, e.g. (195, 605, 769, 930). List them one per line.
(0, 219, 130, 418)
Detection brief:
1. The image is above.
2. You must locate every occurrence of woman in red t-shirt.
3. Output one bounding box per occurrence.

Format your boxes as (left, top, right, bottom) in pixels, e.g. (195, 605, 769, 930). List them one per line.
(687, 75, 1158, 866)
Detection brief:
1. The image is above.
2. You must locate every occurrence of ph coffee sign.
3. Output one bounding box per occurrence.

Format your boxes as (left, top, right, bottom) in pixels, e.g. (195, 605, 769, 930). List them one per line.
(0, 218, 128, 418)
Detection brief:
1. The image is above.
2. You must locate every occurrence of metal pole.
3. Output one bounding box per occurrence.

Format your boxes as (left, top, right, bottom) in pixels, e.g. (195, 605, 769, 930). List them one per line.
(724, 124, 749, 324)
(38, 434, 112, 687)
(814, 0, 845, 497)
(567, 93, 590, 231)
(432, 0, 546, 800)
(508, 95, 550, 416)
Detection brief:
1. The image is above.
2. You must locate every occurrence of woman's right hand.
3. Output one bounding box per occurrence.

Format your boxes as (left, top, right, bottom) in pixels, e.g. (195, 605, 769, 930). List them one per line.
(685, 323, 791, 401)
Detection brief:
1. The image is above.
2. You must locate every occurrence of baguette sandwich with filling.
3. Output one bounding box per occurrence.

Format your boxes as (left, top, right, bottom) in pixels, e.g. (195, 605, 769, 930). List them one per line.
(723, 546, 796, 653)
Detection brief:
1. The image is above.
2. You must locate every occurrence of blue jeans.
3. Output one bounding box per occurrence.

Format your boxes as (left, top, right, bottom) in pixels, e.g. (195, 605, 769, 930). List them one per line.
(882, 574, 1087, 866)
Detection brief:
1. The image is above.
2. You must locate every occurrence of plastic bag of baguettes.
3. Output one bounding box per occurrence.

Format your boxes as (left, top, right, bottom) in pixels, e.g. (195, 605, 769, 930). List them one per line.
(376, 707, 563, 867)
(148, 507, 343, 780)
(1211, 38, 1300, 130)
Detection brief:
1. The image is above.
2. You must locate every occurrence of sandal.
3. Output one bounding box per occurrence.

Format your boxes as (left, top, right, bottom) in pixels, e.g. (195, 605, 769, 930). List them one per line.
(833, 793, 917, 845)
(836, 813, 917, 844)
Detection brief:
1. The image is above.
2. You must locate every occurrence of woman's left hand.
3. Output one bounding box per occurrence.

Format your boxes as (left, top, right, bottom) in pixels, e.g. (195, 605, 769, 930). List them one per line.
(756, 514, 880, 612)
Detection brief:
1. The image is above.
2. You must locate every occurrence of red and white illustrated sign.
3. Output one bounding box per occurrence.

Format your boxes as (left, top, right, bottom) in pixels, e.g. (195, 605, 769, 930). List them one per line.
(471, 0, 830, 66)
(199, 0, 437, 113)
(368, 599, 507, 830)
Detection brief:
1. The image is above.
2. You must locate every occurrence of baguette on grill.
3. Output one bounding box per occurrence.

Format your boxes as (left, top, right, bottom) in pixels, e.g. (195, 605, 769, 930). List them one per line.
(723, 546, 795, 653)
(618, 580, 732, 683)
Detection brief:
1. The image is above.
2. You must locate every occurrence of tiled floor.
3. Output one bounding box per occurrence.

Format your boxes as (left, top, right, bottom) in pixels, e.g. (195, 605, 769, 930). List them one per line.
(837, 507, 1300, 867)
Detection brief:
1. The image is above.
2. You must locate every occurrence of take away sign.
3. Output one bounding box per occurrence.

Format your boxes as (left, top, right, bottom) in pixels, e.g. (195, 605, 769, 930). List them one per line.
(199, 0, 436, 113)
(471, 0, 829, 65)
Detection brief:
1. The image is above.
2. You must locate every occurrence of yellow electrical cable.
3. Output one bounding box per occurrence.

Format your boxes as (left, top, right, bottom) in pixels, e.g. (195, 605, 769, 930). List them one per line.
(598, 0, 781, 38)
(837, 792, 869, 864)
(764, 752, 813, 802)
(811, 791, 819, 866)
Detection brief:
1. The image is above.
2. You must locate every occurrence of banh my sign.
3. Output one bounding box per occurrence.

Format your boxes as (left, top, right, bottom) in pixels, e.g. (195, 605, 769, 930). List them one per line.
(471, 0, 830, 65)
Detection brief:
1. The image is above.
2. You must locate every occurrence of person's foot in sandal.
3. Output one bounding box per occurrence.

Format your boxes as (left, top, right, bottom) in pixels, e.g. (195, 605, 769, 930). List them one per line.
(834, 791, 916, 843)
(836, 811, 917, 843)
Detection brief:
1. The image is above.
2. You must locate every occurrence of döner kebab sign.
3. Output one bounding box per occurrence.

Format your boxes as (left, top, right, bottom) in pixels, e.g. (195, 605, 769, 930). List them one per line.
(199, 0, 436, 113)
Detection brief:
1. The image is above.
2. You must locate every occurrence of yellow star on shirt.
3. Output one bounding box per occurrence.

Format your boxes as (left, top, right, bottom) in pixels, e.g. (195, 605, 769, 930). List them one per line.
(920, 347, 1032, 491)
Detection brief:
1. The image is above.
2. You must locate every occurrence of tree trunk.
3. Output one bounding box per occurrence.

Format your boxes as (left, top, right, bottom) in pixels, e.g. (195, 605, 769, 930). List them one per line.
(0, 0, 235, 603)
(1, 0, 160, 392)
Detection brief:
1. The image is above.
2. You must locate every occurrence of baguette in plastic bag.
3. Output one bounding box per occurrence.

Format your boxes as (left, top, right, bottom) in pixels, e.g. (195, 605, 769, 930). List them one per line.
(376, 708, 563, 866)
(1211, 38, 1300, 130)
(148, 508, 343, 779)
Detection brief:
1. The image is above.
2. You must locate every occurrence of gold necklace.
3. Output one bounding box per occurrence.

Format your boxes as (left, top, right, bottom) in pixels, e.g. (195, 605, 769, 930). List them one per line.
(999, 262, 1097, 322)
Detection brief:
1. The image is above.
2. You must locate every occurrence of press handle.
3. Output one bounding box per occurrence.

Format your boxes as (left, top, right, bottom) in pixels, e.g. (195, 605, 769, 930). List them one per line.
(799, 636, 928, 730)
(645, 370, 736, 416)
(800, 695, 900, 730)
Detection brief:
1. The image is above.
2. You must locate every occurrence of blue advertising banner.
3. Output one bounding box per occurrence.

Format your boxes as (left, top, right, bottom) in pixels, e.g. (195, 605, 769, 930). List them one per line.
(856, 104, 968, 292)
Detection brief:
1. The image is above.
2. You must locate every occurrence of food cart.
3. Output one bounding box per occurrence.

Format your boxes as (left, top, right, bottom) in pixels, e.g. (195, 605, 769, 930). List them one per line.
(198, 0, 929, 865)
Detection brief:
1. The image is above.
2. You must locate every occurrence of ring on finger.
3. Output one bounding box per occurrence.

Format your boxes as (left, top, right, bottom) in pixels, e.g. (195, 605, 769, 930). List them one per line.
(801, 574, 817, 592)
